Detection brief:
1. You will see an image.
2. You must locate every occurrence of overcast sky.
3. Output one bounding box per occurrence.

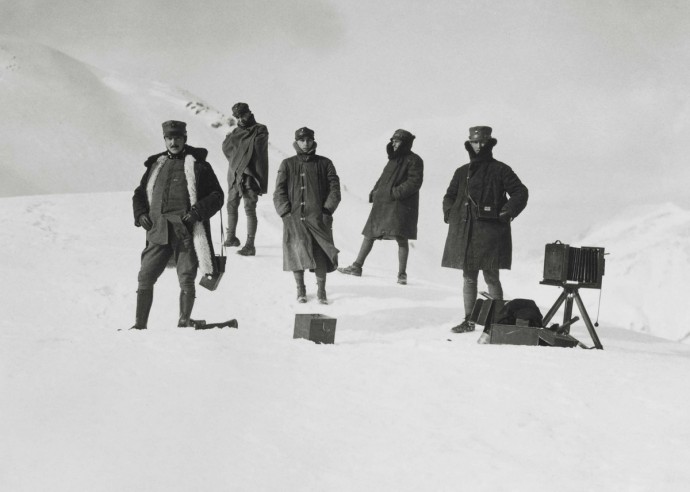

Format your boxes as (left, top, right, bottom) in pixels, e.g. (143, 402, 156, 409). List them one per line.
(2, 0, 689, 211)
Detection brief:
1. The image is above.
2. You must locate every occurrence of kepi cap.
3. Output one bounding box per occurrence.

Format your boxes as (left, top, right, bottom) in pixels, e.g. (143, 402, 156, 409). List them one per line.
(162, 120, 187, 137)
(295, 127, 315, 140)
(468, 126, 492, 142)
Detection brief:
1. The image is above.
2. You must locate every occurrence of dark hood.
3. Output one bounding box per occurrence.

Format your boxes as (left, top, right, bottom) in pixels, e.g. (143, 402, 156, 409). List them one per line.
(386, 139, 414, 159)
(293, 141, 318, 160)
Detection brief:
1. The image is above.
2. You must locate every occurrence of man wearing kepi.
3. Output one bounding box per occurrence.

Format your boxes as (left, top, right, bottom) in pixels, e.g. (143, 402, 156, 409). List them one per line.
(273, 127, 341, 304)
(222, 102, 269, 256)
(442, 126, 528, 334)
(338, 129, 423, 285)
(130, 120, 224, 330)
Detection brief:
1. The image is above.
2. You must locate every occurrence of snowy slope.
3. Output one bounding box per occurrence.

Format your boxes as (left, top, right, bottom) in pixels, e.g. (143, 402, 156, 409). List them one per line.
(0, 36, 285, 197)
(1, 192, 690, 491)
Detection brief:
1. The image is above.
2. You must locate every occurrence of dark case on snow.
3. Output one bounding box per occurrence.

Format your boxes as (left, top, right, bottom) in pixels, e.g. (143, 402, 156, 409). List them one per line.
(537, 329, 580, 348)
(293, 314, 336, 344)
(489, 324, 580, 348)
(199, 255, 226, 291)
(489, 324, 541, 346)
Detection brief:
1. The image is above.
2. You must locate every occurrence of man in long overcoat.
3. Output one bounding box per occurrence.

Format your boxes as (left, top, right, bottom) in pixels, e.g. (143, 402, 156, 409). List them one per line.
(273, 127, 341, 304)
(338, 129, 423, 285)
(442, 126, 528, 334)
(131, 120, 224, 329)
(222, 102, 269, 256)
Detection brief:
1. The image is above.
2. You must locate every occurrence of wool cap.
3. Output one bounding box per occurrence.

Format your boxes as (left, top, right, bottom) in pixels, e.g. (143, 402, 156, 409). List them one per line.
(391, 129, 415, 142)
(232, 102, 251, 117)
(295, 127, 315, 140)
(162, 120, 187, 137)
(468, 126, 492, 142)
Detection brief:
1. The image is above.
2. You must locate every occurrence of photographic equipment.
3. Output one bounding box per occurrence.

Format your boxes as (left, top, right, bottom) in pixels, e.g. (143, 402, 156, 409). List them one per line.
(199, 212, 227, 291)
(470, 294, 581, 348)
(543, 241, 605, 289)
(199, 254, 226, 291)
(294, 314, 336, 344)
(540, 241, 606, 349)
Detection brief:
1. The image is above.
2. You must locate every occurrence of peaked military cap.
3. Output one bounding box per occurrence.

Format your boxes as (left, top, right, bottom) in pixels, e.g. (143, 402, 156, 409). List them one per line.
(162, 120, 187, 137)
(294, 127, 315, 140)
(468, 126, 492, 142)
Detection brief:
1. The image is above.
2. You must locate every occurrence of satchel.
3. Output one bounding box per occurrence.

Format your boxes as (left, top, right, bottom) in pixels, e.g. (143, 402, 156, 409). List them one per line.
(476, 203, 499, 221)
(199, 254, 226, 291)
(199, 212, 226, 291)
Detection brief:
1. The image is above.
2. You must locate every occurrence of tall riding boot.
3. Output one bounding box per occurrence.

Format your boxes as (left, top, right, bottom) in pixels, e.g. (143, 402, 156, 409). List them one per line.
(178, 290, 196, 327)
(316, 278, 328, 305)
(131, 289, 153, 330)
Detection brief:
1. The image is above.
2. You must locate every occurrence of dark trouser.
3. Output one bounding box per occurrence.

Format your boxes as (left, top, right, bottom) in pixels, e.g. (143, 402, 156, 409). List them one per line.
(354, 236, 409, 274)
(226, 181, 259, 242)
(137, 226, 198, 292)
(462, 269, 503, 318)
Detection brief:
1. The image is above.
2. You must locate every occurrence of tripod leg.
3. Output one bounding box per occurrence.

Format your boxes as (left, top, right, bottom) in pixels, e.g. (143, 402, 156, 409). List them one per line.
(542, 289, 568, 326)
(562, 293, 574, 334)
(573, 290, 604, 350)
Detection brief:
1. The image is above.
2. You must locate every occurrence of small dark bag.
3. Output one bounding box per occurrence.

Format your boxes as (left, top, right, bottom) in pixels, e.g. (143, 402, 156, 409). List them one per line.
(476, 203, 499, 221)
(199, 212, 226, 291)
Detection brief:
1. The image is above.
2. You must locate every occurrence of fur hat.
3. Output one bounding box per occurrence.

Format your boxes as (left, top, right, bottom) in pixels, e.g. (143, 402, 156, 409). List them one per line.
(468, 126, 492, 142)
(232, 102, 251, 118)
(162, 120, 187, 137)
(295, 127, 315, 140)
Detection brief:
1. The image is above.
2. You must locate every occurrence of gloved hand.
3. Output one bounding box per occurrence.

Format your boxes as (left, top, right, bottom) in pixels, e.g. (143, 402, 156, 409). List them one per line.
(444, 210, 450, 224)
(138, 214, 153, 230)
(182, 212, 198, 226)
(499, 211, 512, 224)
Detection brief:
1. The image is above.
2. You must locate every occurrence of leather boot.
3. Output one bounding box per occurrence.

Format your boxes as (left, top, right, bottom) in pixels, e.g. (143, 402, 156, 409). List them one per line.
(131, 289, 153, 330)
(178, 290, 196, 327)
(317, 278, 328, 305)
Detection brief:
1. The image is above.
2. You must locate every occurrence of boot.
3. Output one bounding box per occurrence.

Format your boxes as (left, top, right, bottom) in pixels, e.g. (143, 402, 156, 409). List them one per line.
(397, 272, 407, 285)
(130, 289, 153, 330)
(178, 290, 196, 327)
(337, 263, 362, 277)
(237, 236, 255, 256)
(451, 318, 475, 333)
(317, 279, 328, 305)
(297, 285, 307, 303)
(223, 233, 240, 247)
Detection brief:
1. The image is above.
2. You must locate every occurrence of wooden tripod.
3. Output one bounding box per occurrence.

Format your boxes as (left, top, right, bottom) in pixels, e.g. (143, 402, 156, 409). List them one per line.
(541, 282, 604, 350)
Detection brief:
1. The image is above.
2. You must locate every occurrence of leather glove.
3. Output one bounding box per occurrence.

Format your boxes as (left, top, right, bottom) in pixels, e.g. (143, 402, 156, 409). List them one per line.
(182, 213, 198, 226)
(499, 211, 512, 224)
(138, 214, 153, 231)
(444, 210, 450, 224)
(182, 208, 201, 226)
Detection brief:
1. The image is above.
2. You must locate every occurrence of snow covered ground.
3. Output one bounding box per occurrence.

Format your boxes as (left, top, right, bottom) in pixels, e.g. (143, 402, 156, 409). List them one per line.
(2, 192, 690, 491)
(3, 33, 690, 492)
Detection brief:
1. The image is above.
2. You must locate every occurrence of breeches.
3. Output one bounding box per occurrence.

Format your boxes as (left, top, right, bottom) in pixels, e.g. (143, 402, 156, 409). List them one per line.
(137, 228, 198, 291)
(226, 182, 259, 217)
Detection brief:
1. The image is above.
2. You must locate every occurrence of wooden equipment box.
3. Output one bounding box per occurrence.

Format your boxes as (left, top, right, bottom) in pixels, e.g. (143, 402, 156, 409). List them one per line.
(293, 314, 336, 344)
(489, 324, 580, 348)
(489, 324, 540, 346)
